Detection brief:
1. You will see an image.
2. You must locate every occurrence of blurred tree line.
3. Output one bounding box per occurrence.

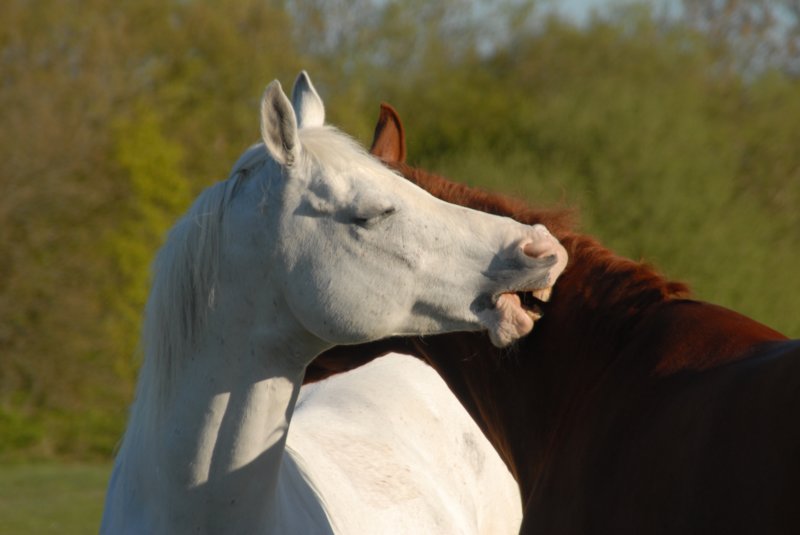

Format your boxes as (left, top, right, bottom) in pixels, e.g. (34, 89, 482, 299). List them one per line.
(0, 0, 798, 460)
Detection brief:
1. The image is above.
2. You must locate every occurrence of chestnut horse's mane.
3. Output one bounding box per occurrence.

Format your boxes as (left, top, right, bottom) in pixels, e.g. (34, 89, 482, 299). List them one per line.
(394, 162, 575, 234)
(392, 161, 690, 324)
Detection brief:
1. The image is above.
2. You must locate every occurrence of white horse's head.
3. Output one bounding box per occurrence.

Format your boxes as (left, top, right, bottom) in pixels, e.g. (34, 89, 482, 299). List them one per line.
(222, 71, 565, 350)
(152, 71, 567, 375)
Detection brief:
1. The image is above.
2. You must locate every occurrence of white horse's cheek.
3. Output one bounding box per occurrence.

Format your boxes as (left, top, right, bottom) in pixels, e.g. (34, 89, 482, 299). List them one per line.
(379, 225, 426, 272)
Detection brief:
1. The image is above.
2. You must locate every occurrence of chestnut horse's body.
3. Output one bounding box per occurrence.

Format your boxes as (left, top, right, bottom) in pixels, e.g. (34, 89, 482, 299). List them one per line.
(309, 105, 800, 534)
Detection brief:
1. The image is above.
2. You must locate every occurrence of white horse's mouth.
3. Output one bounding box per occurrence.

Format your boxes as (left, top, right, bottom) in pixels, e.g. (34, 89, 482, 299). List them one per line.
(483, 286, 554, 348)
(519, 286, 552, 320)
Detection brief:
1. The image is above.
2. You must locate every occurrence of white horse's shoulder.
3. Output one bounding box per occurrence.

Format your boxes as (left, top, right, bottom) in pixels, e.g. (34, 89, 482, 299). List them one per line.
(287, 354, 522, 534)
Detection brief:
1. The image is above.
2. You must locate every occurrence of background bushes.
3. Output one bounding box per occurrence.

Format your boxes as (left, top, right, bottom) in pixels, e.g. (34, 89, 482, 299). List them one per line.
(1, 0, 798, 459)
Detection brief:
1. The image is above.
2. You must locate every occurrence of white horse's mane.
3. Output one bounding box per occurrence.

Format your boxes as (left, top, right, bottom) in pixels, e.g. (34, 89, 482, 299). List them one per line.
(298, 126, 391, 177)
(141, 174, 239, 399)
(134, 126, 387, 408)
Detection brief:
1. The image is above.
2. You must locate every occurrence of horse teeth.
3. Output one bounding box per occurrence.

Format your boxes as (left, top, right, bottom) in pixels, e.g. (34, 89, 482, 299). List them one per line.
(532, 287, 552, 303)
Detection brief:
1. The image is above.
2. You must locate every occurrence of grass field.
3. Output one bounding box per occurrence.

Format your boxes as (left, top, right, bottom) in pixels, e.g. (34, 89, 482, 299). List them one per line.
(0, 463, 109, 535)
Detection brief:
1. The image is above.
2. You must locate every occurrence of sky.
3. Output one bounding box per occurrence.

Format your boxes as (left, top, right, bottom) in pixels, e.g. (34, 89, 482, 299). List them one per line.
(549, 0, 682, 24)
(555, 0, 626, 23)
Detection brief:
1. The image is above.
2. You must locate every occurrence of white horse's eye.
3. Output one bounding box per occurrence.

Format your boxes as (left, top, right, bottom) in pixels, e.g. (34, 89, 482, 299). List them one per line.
(352, 207, 397, 228)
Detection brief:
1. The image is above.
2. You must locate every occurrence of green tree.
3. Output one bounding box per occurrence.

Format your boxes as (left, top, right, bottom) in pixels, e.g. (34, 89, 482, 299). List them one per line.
(0, 0, 301, 458)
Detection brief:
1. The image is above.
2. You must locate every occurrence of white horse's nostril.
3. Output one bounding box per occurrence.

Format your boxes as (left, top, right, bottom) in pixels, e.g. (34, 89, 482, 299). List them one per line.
(522, 240, 553, 259)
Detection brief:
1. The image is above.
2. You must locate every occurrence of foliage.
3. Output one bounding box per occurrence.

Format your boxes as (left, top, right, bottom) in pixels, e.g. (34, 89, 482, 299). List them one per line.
(0, 0, 798, 460)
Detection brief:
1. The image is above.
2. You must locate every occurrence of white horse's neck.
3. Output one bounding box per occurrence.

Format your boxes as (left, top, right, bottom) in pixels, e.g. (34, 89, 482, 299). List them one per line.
(105, 301, 330, 534)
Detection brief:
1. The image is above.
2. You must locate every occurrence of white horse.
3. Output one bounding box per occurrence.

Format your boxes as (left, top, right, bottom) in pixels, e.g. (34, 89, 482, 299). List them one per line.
(100, 71, 566, 534)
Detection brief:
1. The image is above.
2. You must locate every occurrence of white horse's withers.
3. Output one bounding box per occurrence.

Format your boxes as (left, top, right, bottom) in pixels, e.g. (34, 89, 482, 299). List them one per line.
(100, 71, 563, 534)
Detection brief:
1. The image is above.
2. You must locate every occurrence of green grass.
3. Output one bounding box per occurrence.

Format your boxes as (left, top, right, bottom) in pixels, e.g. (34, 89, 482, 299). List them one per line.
(0, 463, 110, 535)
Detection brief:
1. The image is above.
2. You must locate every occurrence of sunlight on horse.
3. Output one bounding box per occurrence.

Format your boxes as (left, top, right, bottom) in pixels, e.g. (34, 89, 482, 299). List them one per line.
(312, 103, 800, 535)
(100, 73, 566, 534)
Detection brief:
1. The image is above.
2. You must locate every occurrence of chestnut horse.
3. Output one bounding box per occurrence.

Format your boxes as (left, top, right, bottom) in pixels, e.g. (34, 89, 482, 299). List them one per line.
(308, 104, 800, 534)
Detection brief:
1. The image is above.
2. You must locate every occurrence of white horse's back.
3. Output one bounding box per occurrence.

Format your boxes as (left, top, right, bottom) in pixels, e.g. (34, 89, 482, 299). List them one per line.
(285, 353, 522, 534)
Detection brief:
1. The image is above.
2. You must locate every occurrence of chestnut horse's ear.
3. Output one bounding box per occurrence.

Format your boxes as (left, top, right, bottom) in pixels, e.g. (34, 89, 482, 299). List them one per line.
(369, 102, 407, 163)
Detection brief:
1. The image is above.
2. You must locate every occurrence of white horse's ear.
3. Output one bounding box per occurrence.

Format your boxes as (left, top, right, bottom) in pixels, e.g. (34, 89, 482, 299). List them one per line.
(261, 80, 301, 167)
(291, 71, 325, 129)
